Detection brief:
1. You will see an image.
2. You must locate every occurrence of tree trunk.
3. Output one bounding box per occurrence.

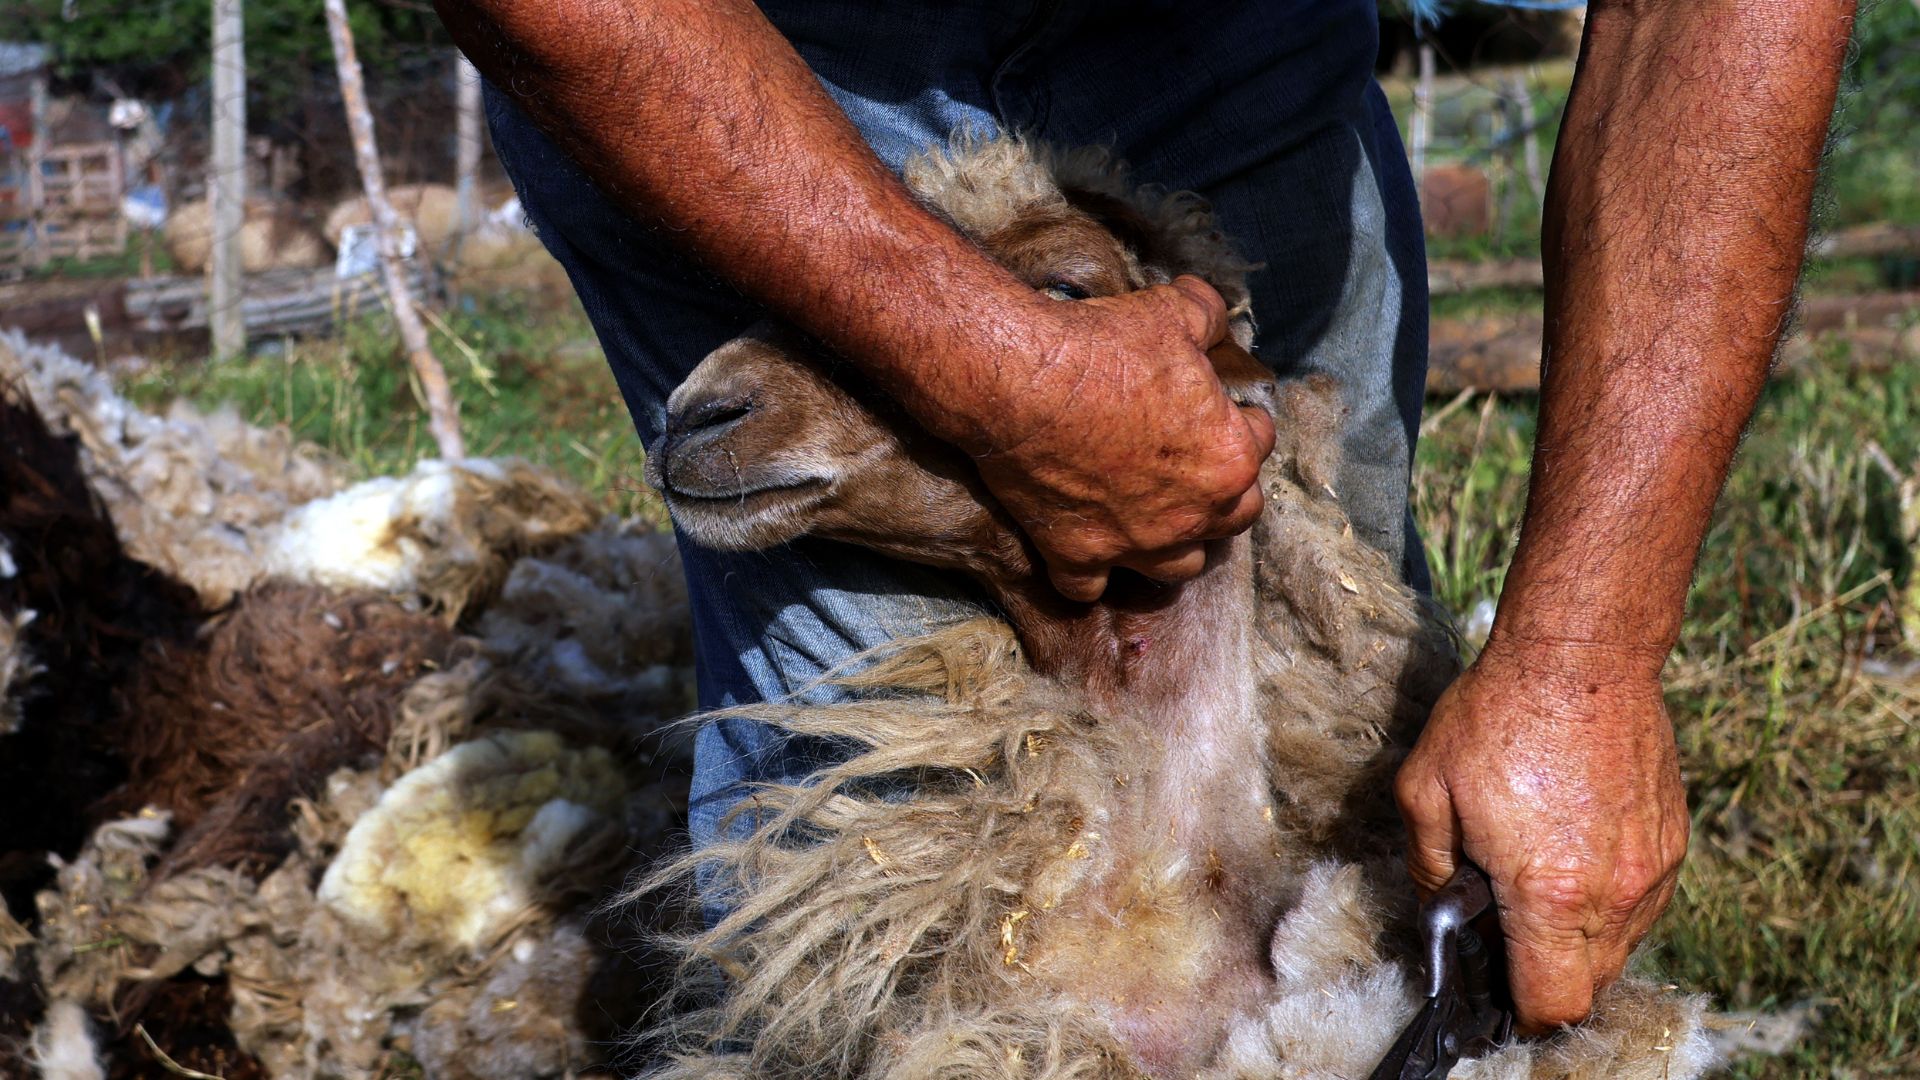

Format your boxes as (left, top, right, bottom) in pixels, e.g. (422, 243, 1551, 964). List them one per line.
(210, 0, 246, 360)
(453, 53, 482, 265)
(1511, 73, 1545, 205)
(26, 72, 48, 270)
(324, 0, 465, 461)
(1409, 42, 1435, 182)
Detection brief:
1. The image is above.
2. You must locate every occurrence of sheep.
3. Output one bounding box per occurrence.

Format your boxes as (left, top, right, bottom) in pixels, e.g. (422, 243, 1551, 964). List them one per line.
(634, 136, 1713, 1080)
(164, 198, 330, 275)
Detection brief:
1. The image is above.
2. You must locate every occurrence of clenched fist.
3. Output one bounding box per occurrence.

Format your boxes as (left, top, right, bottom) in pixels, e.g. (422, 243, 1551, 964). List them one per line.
(1394, 636, 1690, 1033)
(964, 275, 1277, 601)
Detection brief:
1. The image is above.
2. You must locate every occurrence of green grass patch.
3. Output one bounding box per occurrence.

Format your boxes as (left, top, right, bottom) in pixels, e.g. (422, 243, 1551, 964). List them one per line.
(120, 292, 665, 523)
(1413, 346, 1920, 1076)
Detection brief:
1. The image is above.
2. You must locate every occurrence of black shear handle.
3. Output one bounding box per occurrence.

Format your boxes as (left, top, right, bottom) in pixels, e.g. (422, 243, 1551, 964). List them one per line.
(1422, 863, 1495, 999)
(1365, 863, 1514, 1080)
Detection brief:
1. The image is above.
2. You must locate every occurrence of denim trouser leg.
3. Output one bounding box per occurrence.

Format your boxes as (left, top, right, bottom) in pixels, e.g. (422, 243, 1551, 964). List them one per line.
(484, 0, 1428, 854)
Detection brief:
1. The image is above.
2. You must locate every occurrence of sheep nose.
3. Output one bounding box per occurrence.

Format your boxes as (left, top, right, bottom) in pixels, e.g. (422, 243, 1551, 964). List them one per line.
(667, 394, 753, 440)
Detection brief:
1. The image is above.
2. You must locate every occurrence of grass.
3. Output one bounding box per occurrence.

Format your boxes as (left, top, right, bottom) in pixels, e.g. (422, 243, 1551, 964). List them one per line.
(1390, 0, 1920, 265)
(119, 291, 667, 523)
(1413, 345, 1920, 1077)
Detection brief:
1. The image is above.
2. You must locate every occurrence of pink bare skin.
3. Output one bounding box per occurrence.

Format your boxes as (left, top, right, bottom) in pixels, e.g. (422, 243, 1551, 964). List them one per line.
(435, 0, 1855, 1032)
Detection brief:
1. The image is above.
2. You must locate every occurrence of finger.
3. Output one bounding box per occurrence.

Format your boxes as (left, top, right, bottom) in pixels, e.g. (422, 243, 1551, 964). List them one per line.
(1196, 483, 1265, 542)
(1119, 543, 1209, 584)
(1238, 402, 1277, 467)
(1167, 275, 1229, 349)
(1047, 560, 1110, 603)
(1392, 768, 1461, 897)
(1589, 871, 1680, 992)
(1505, 926, 1597, 1034)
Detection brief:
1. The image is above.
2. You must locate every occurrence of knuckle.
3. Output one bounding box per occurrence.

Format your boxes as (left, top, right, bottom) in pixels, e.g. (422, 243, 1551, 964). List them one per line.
(1612, 858, 1667, 902)
(1392, 770, 1445, 823)
(1528, 994, 1595, 1030)
(1511, 867, 1594, 915)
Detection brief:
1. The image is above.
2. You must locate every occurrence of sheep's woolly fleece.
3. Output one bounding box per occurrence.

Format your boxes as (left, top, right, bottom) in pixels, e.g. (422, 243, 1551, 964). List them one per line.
(641, 137, 1717, 1080)
(0, 328, 604, 617)
(1, 334, 697, 1077)
(0, 329, 338, 607)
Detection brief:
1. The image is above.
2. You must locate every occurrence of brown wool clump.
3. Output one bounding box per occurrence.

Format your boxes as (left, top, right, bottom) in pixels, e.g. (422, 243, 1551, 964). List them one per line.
(118, 583, 472, 880)
(2, 340, 697, 1078)
(0, 388, 203, 922)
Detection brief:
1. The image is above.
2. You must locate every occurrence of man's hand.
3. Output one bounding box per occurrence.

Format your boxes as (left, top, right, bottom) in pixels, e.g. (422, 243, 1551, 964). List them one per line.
(964, 276, 1275, 601)
(1394, 638, 1688, 1033)
(439, 1, 1278, 602)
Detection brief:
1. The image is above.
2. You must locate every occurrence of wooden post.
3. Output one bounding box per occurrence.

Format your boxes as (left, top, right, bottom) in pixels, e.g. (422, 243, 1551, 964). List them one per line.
(25, 70, 47, 268)
(209, 0, 247, 360)
(325, 0, 465, 461)
(1409, 41, 1435, 184)
(1511, 72, 1544, 206)
(453, 53, 482, 263)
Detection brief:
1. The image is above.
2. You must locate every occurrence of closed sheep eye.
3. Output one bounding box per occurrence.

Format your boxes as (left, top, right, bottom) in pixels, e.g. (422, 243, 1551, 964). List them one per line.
(1041, 278, 1092, 301)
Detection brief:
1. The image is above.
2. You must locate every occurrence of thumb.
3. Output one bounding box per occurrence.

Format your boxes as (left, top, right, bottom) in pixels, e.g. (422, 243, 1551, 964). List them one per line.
(1395, 768, 1462, 897)
(1237, 402, 1277, 466)
(1046, 559, 1109, 603)
(1167, 275, 1229, 349)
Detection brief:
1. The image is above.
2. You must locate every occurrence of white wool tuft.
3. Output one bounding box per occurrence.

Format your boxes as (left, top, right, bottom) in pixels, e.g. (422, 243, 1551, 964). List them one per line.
(1264, 862, 1384, 989)
(1709, 1001, 1821, 1061)
(318, 729, 630, 951)
(261, 456, 601, 617)
(28, 1000, 105, 1080)
(261, 472, 422, 594)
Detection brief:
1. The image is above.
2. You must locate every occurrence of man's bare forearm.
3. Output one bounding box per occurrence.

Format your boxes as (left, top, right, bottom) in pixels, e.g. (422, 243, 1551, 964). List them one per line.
(435, 0, 1278, 592)
(1491, 0, 1856, 661)
(1395, 4, 1857, 1028)
(433, 0, 1042, 447)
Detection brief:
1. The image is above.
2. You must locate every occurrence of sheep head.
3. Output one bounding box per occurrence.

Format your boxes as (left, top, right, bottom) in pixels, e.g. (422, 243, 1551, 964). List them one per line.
(645, 161, 1271, 595)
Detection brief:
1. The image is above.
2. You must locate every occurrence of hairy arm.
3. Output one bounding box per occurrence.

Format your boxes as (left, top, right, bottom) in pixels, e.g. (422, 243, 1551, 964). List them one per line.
(1396, 0, 1856, 1031)
(433, 0, 1274, 599)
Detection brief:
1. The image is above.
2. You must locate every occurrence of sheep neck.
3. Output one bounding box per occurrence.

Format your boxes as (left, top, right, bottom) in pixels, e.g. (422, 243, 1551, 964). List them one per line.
(983, 534, 1269, 842)
(982, 533, 1282, 1078)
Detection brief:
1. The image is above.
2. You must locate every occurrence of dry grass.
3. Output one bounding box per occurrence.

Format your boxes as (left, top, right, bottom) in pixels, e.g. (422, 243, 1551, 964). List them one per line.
(1413, 334, 1920, 1076)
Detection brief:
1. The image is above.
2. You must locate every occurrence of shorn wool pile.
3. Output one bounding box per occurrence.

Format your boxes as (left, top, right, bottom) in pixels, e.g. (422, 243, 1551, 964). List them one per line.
(0, 328, 696, 1078)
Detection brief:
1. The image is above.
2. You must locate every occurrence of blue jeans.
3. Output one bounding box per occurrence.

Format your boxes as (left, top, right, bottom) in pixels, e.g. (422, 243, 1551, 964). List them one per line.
(486, 0, 1431, 852)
